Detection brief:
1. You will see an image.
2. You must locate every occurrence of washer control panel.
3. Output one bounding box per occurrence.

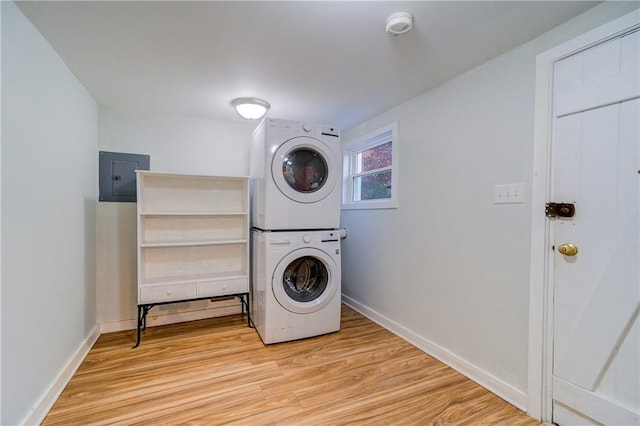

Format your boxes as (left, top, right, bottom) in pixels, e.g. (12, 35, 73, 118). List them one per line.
(267, 230, 340, 248)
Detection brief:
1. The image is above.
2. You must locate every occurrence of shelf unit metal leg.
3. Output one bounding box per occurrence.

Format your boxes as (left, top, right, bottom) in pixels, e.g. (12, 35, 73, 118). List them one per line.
(133, 304, 154, 349)
(236, 293, 252, 328)
(132, 293, 251, 348)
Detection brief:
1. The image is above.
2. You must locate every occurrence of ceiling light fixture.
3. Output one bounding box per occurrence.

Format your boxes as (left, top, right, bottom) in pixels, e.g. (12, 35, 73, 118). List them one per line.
(385, 12, 413, 36)
(231, 98, 270, 120)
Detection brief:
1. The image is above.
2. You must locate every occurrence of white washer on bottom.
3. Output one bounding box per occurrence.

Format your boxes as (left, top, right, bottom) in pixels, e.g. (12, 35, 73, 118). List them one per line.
(251, 228, 341, 344)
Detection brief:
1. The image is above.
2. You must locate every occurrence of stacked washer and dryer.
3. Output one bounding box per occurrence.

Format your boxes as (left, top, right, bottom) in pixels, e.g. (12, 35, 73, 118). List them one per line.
(250, 118, 343, 344)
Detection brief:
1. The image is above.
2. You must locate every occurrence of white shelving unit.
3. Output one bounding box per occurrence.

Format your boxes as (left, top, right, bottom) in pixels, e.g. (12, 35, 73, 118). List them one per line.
(134, 171, 250, 346)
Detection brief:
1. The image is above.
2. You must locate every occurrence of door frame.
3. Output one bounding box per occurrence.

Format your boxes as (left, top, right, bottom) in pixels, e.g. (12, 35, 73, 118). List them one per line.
(528, 9, 640, 422)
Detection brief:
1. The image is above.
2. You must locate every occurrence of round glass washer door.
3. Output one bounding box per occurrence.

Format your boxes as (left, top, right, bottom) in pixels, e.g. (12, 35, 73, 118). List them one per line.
(272, 247, 338, 314)
(272, 136, 338, 204)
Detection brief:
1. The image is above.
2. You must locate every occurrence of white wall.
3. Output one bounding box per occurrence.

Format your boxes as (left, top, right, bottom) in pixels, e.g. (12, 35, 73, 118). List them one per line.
(2, 1, 636, 423)
(340, 1, 639, 411)
(1, 5, 4, 422)
(96, 106, 254, 330)
(1, 2, 98, 424)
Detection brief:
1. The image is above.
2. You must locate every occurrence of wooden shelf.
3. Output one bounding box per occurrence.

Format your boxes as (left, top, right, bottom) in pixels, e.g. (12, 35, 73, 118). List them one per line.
(140, 212, 248, 216)
(140, 239, 247, 248)
(141, 214, 247, 245)
(140, 271, 248, 287)
(136, 171, 250, 305)
(138, 172, 248, 215)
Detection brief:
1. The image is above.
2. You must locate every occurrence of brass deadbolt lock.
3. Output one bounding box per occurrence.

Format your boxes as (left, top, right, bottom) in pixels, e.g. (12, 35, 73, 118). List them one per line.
(546, 203, 575, 218)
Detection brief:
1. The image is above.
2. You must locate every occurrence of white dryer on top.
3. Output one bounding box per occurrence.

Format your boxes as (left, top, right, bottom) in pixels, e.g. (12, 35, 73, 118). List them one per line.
(250, 118, 341, 230)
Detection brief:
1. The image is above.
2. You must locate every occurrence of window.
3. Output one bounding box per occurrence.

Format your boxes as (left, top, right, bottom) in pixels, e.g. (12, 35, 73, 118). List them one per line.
(342, 122, 398, 209)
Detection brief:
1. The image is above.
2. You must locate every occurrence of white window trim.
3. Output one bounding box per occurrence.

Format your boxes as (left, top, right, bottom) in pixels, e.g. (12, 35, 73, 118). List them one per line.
(342, 121, 398, 210)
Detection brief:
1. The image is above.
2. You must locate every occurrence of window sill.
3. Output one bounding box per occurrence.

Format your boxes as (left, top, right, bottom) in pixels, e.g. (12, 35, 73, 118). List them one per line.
(341, 200, 398, 210)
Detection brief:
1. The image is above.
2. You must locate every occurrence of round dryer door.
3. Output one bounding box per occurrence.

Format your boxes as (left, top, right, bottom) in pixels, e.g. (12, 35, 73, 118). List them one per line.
(272, 136, 338, 203)
(272, 247, 338, 314)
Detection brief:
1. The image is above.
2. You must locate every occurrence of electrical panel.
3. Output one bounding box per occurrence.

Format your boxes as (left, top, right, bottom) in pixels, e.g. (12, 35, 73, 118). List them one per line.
(99, 151, 150, 202)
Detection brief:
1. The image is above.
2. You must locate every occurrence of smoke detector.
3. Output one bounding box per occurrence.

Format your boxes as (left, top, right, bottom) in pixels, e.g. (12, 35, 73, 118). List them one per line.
(386, 12, 413, 35)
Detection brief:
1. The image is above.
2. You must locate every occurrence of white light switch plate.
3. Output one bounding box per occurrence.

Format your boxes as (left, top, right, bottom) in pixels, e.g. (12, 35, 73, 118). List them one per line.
(495, 183, 524, 204)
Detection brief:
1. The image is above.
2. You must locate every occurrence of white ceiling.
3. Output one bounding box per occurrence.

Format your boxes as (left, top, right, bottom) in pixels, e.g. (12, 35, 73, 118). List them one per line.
(17, 1, 598, 129)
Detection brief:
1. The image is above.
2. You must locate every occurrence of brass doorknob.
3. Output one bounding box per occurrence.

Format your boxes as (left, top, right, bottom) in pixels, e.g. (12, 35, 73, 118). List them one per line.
(558, 243, 578, 256)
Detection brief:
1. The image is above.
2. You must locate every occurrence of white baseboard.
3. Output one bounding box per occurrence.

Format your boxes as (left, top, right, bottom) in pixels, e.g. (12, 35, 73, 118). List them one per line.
(100, 302, 243, 334)
(23, 325, 100, 426)
(341, 295, 528, 412)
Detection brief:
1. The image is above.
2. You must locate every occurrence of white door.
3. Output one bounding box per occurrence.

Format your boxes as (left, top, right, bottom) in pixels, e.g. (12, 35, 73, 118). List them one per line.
(551, 30, 639, 425)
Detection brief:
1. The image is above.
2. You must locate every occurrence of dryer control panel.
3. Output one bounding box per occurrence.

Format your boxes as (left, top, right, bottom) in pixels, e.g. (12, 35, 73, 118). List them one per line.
(298, 122, 339, 139)
(266, 118, 340, 139)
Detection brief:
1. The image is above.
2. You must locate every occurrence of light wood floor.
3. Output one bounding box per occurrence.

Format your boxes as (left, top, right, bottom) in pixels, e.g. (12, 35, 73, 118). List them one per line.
(43, 304, 541, 425)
